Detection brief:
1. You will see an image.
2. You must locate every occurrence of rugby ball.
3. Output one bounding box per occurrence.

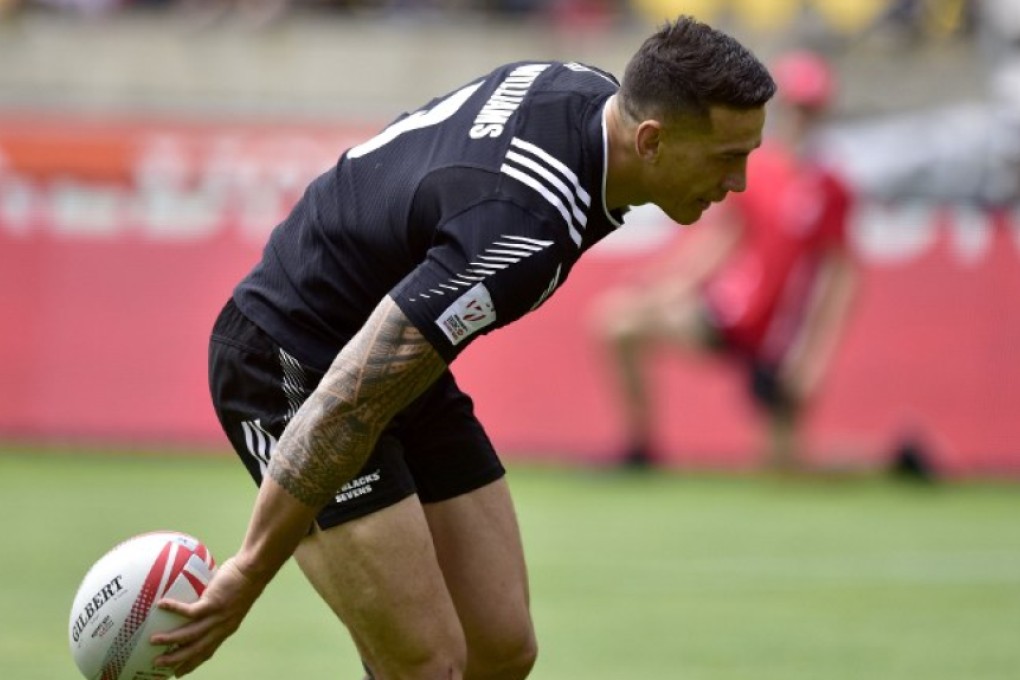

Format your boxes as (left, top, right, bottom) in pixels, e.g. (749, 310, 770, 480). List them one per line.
(68, 531, 216, 680)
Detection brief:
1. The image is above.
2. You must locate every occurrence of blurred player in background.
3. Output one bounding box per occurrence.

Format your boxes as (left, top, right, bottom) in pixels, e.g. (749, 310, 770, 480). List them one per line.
(595, 50, 858, 471)
(151, 16, 775, 680)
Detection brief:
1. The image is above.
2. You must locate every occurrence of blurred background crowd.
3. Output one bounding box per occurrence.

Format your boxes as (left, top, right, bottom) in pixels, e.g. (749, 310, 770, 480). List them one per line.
(0, 0, 1003, 47)
(1, 1, 1017, 199)
(0, 0, 998, 34)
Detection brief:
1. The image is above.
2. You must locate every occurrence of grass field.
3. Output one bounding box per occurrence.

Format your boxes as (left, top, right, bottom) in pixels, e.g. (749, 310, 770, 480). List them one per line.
(2, 448, 1019, 680)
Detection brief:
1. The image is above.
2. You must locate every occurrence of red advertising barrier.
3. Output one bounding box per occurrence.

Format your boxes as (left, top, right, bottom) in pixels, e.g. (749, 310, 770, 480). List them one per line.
(1, 115, 1018, 475)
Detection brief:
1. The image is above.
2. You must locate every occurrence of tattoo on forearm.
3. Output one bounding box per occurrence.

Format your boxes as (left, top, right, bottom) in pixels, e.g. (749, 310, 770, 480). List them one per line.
(267, 297, 446, 507)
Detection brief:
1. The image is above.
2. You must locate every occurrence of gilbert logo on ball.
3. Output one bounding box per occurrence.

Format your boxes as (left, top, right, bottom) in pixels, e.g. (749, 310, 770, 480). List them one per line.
(68, 531, 216, 680)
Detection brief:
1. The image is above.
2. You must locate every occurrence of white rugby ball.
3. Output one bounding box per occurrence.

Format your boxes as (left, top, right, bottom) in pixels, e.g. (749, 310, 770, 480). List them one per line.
(68, 531, 216, 680)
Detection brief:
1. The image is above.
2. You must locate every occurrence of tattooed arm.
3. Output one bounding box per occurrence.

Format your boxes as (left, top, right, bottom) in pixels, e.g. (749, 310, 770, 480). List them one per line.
(152, 296, 447, 676)
(269, 295, 447, 507)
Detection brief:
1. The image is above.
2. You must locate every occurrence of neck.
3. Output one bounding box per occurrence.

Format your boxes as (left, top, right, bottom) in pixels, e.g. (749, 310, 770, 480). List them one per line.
(772, 109, 816, 158)
(603, 95, 645, 211)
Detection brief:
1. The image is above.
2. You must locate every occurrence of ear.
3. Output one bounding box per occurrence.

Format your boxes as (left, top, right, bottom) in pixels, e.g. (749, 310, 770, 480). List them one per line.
(634, 120, 664, 162)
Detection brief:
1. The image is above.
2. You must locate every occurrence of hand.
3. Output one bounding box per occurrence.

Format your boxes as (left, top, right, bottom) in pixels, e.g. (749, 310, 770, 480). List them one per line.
(151, 556, 265, 677)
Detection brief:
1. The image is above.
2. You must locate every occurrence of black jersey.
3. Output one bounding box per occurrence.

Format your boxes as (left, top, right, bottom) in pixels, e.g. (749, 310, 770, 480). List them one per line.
(234, 61, 626, 371)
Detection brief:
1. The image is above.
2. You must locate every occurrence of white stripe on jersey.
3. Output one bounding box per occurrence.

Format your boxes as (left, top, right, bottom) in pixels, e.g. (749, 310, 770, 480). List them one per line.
(409, 235, 554, 302)
(510, 137, 591, 206)
(500, 137, 591, 247)
(485, 248, 539, 258)
(466, 267, 500, 276)
(505, 150, 588, 227)
(500, 164, 582, 246)
(498, 235, 555, 248)
(476, 256, 520, 265)
(471, 259, 510, 269)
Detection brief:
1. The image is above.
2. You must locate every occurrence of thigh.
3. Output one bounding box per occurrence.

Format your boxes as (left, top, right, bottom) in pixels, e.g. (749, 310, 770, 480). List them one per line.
(599, 283, 713, 349)
(293, 495, 466, 677)
(423, 478, 534, 665)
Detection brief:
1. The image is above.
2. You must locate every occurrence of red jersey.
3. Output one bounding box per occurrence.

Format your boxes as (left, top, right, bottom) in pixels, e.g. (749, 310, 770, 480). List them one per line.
(703, 140, 853, 364)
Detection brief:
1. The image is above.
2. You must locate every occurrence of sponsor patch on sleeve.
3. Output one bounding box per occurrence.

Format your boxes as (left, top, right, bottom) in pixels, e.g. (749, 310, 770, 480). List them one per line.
(436, 283, 497, 346)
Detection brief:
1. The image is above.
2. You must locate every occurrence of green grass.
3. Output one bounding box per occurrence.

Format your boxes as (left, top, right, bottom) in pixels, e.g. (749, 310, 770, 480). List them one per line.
(2, 448, 1019, 679)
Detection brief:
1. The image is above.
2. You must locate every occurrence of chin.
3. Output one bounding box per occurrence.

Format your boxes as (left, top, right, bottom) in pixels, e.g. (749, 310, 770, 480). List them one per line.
(660, 202, 704, 226)
(673, 208, 703, 226)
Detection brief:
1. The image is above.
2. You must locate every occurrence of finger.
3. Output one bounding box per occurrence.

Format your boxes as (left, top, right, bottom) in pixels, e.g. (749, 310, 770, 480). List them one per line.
(175, 661, 199, 678)
(150, 615, 208, 646)
(152, 645, 196, 670)
(154, 641, 213, 676)
(156, 597, 202, 619)
(152, 635, 209, 667)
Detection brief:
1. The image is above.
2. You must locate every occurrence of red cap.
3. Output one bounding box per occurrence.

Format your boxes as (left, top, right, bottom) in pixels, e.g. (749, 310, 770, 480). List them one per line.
(772, 50, 835, 110)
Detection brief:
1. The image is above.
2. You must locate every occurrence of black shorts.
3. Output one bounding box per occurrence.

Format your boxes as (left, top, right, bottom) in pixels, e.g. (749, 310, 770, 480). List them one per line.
(208, 299, 505, 529)
(747, 360, 794, 414)
(700, 301, 793, 414)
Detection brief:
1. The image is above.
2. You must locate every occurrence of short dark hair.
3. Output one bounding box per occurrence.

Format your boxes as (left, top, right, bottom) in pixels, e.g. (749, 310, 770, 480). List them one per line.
(619, 16, 776, 122)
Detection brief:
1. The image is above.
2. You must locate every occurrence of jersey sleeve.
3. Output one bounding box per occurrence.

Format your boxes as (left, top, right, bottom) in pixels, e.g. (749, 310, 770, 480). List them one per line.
(390, 199, 567, 364)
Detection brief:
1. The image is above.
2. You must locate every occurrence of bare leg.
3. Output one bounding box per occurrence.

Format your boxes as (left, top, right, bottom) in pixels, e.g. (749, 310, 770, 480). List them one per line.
(765, 406, 801, 472)
(293, 479, 536, 680)
(423, 478, 536, 680)
(595, 286, 711, 466)
(293, 495, 467, 679)
(595, 289, 659, 465)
